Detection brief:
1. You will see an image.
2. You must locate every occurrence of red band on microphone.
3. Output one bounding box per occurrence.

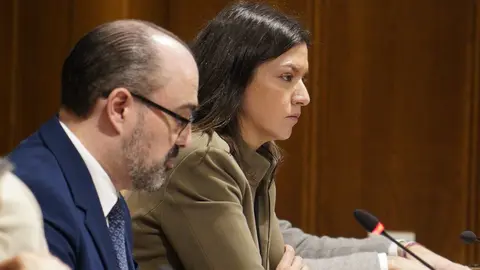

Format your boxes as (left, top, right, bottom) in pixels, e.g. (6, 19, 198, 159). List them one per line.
(372, 222, 384, 235)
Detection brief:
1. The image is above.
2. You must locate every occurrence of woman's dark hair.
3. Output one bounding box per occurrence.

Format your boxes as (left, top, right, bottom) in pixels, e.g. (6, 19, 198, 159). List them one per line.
(191, 1, 310, 165)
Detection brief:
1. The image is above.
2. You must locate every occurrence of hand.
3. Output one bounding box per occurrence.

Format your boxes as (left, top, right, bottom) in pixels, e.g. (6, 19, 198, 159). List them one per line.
(276, 245, 309, 270)
(0, 252, 71, 270)
(405, 245, 470, 270)
(388, 256, 430, 270)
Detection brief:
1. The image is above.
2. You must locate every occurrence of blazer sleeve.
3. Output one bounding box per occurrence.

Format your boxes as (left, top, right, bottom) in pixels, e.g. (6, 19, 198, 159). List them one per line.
(158, 147, 266, 270)
(279, 219, 391, 259)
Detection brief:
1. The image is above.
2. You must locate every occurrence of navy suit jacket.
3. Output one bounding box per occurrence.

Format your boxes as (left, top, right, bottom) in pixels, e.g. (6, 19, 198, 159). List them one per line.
(8, 117, 137, 270)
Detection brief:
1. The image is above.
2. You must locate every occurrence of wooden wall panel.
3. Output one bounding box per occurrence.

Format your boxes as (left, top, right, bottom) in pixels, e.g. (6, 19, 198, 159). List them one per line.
(128, 0, 170, 28)
(71, 0, 170, 43)
(166, 0, 312, 43)
(0, 0, 14, 154)
(309, 0, 476, 264)
(71, 0, 130, 43)
(12, 0, 72, 147)
(167, 0, 231, 41)
(469, 0, 480, 264)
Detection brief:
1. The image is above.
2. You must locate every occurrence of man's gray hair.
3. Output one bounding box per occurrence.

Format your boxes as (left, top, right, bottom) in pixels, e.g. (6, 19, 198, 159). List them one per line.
(0, 158, 12, 177)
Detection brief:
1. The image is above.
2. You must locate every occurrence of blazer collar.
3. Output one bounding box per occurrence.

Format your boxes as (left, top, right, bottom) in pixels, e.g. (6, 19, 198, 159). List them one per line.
(236, 137, 275, 187)
(39, 117, 118, 270)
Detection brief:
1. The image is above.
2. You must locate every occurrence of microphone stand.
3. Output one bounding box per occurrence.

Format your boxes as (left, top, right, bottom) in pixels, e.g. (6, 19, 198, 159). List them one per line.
(380, 232, 435, 270)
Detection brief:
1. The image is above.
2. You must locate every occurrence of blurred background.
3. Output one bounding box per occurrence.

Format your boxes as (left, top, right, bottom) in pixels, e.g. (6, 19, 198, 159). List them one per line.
(1, 0, 479, 265)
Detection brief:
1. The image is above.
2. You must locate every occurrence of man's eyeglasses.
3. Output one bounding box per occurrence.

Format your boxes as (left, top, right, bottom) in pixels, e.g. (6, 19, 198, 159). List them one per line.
(130, 93, 193, 134)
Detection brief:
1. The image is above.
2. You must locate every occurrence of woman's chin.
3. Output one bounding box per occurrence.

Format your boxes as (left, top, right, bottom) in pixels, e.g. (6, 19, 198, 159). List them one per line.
(273, 130, 293, 141)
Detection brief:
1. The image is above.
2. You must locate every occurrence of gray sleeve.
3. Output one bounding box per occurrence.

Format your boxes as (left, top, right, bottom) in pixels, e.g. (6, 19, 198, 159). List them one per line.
(279, 219, 392, 259)
(303, 252, 382, 270)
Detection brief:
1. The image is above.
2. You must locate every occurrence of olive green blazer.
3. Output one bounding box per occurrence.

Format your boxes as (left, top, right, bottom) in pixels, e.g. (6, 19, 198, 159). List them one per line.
(126, 131, 284, 270)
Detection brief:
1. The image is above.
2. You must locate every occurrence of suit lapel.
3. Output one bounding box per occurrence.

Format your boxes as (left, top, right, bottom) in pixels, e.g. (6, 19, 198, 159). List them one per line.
(39, 117, 118, 270)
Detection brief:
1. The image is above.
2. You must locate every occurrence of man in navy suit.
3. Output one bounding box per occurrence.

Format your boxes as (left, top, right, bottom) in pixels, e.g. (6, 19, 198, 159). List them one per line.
(8, 19, 199, 270)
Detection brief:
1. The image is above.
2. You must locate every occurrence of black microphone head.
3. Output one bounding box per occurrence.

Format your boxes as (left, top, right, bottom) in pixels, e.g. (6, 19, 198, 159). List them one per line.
(460, 230, 478, 244)
(353, 209, 384, 234)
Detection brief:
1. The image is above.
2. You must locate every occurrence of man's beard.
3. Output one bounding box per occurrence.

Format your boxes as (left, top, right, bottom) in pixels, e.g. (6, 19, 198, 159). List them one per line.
(123, 119, 178, 192)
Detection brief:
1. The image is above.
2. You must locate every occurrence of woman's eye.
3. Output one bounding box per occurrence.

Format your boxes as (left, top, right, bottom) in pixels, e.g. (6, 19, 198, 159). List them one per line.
(281, 74, 293, 82)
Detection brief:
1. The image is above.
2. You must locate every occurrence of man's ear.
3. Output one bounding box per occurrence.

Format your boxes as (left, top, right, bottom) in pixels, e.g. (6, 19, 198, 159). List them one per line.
(105, 88, 135, 134)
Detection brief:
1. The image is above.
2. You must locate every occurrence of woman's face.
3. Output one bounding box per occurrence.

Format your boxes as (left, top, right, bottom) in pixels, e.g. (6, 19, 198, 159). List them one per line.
(240, 43, 310, 147)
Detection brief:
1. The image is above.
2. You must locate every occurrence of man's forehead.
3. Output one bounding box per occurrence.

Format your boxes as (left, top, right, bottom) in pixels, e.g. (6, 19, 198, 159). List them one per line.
(152, 80, 198, 111)
(148, 35, 199, 110)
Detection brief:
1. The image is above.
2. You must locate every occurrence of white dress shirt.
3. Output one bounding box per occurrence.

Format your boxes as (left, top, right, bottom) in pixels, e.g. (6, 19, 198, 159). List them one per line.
(59, 121, 118, 224)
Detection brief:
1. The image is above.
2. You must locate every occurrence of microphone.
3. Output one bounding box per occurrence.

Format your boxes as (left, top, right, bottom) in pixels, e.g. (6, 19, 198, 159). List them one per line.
(460, 231, 480, 269)
(460, 230, 480, 244)
(353, 209, 435, 270)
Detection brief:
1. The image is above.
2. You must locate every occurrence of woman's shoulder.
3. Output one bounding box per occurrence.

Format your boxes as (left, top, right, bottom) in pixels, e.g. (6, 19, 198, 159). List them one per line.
(169, 131, 244, 179)
(177, 131, 231, 160)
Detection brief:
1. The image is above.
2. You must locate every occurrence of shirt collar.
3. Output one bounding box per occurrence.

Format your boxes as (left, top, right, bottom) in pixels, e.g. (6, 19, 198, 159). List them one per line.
(235, 136, 274, 187)
(59, 121, 118, 218)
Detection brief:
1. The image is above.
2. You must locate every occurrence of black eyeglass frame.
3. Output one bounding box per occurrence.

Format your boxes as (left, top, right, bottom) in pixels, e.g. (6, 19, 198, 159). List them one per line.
(130, 93, 193, 134)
